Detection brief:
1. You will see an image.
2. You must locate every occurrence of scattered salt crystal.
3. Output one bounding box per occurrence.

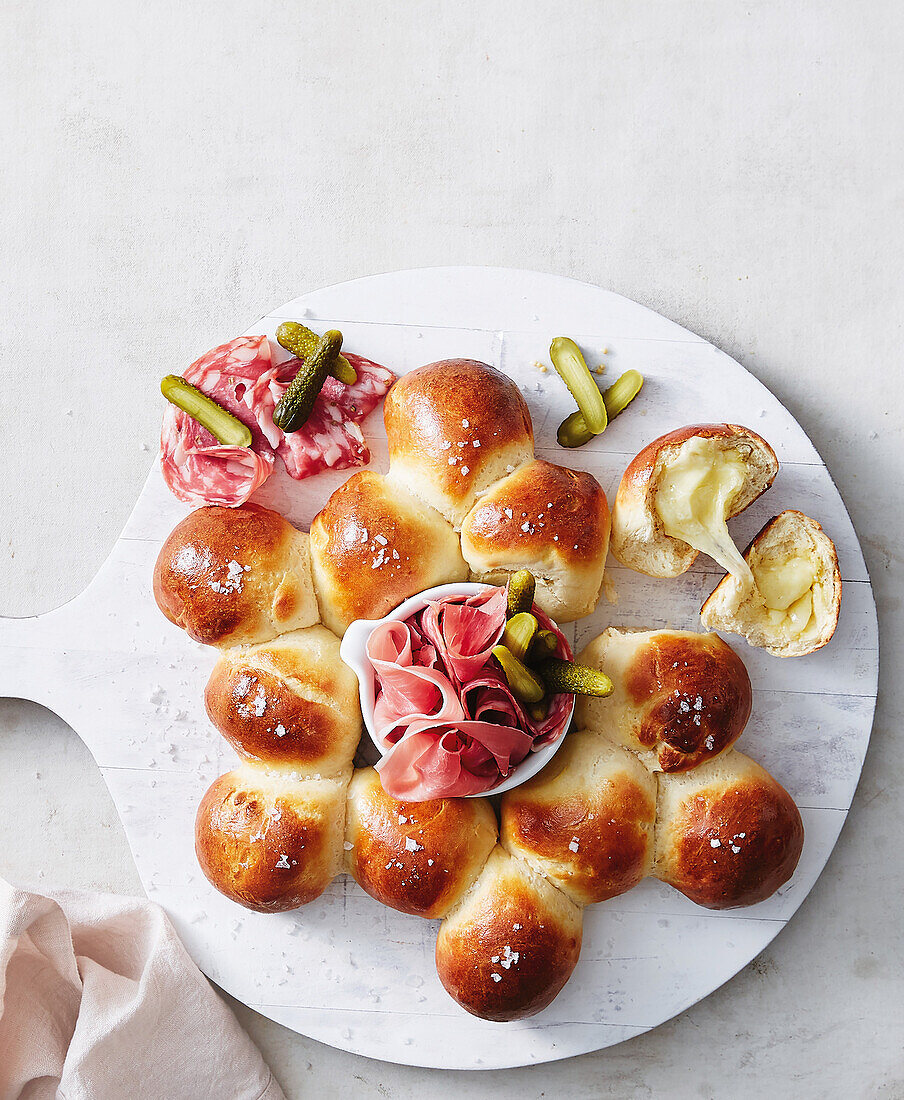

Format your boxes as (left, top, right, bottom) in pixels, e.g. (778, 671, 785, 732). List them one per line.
(462, 419, 469, 427)
(275, 853, 291, 869)
(491, 973, 502, 982)
(710, 839, 721, 849)
(473, 440, 481, 448)
(569, 837, 580, 853)
(405, 837, 424, 852)
(427, 859, 434, 867)
(274, 724, 287, 738)
(375, 534, 388, 545)
(513, 923, 522, 931)
(343, 841, 354, 851)
(461, 466, 470, 475)
(504, 508, 513, 519)
(398, 815, 408, 824)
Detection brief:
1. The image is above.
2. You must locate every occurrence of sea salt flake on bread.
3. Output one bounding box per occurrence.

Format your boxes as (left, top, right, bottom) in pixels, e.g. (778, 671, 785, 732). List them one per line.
(383, 359, 534, 528)
(575, 627, 752, 772)
(610, 424, 778, 579)
(460, 459, 611, 622)
(701, 510, 842, 657)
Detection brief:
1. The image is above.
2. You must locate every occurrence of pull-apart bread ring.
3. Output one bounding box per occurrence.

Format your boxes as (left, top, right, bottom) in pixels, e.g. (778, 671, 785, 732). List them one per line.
(610, 424, 778, 580)
(308, 470, 468, 635)
(345, 767, 497, 918)
(460, 459, 611, 622)
(435, 846, 583, 1021)
(654, 750, 804, 908)
(195, 765, 350, 913)
(205, 625, 362, 775)
(701, 510, 842, 657)
(575, 628, 752, 772)
(383, 359, 535, 527)
(501, 731, 656, 905)
(153, 503, 319, 646)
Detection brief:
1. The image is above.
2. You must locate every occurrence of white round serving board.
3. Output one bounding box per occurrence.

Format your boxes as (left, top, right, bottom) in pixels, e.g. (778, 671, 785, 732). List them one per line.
(0, 268, 878, 1070)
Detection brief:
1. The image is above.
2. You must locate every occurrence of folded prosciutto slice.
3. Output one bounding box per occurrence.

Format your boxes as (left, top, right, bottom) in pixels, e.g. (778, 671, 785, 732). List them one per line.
(160, 337, 395, 507)
(367, 587, 573, 800)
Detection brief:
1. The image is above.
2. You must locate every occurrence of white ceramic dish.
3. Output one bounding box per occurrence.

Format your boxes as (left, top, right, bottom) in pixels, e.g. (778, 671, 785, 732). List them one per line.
(0, 267, 878, 1069)
(339, 581, 576, 797)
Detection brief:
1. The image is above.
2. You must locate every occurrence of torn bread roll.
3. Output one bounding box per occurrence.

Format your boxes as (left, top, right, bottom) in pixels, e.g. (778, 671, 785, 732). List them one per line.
(500, 731, 656, 905)
(195, 766, 350, 912)
(610, 424, 778, 580)
(383, 359, 534, 527)
(308, 470, 468, 635)
(701, 510, 842, 657)
(460, 459, 611, 622)
(575, 627, 752, 772)
(153, 503, 319, 647)
(204, 625, 361, 775)
(345, 768, 497, 918)
(654, 750, 804, 908)
(435, 846, 583, 1021)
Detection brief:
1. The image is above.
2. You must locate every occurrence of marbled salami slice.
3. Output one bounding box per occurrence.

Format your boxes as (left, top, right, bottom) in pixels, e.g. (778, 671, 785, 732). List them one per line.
(160, 336, 277, 507)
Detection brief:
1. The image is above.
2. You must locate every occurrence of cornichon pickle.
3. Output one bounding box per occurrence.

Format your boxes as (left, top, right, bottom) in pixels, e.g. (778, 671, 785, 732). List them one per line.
(492, 645, 546, 704)
(549, 336, 607, 434)
(557, 369, 646, 447)
(506, 570, 536, 618)
(539, 658, 614, 697)
(502, 612, 539, 662)
(276, 321, 357, 385)
(528, 628, 559, 663)
(272, 330, 343, 433)
(160, 375, 252, 447)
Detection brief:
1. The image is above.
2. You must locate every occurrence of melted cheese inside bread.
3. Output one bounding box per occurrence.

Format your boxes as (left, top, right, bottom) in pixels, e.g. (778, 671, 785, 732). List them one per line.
(654, 438, 753, 583)
(752, 549, 821, 642)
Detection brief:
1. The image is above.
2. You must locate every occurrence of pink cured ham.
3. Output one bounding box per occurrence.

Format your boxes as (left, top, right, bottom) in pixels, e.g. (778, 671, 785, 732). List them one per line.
(251, 352, 395, 480)
(160, 336, 277, 507)
(160, 337, 396, 507)
(367, 587, 574, 800)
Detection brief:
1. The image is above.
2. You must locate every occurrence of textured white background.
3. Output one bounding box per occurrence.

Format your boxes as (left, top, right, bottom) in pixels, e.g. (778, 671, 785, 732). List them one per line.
(0, 2, 901, 1097)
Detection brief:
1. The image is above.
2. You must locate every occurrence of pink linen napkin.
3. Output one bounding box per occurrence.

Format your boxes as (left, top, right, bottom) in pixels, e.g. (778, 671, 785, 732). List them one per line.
(0, 877, 285, 1100)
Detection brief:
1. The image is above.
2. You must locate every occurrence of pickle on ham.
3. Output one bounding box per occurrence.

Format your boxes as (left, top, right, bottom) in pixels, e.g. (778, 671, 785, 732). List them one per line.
(367, 588, 573, 800)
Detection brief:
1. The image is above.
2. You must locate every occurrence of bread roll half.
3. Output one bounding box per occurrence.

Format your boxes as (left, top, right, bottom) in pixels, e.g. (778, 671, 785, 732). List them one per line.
(460, 459, 610, 622)
(575, 628, 752, 772)
(435, 846, 582, 1021)
(701, 510, 842, 657)
(610, 424, 778, 579)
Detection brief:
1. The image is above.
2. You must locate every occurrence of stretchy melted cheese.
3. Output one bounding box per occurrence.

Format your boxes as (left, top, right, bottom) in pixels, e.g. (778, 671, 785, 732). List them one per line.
(753, 550, 820, 642)
(654, 439, 753, 583)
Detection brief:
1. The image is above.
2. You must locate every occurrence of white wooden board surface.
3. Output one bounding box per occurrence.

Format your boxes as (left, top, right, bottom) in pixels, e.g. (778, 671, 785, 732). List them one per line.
(0, 268, 878, 1070)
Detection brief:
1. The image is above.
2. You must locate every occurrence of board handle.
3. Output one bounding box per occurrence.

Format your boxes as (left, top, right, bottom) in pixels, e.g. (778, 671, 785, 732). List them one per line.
(0, 607, 75, 708)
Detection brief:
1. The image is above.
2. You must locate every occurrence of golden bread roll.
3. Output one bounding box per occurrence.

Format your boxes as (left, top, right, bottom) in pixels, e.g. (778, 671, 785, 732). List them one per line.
(153, 503, 319, 647)
(204, 626, 361, 776)
(610, 424, 778, 579)
(575, 628, 752, 772)
(195, 765, 349, 913)
(701, 510, 842, 657)
(308, 470, 468, 634)
(383, 359, 534, 527)
(500, 731, 656, 905)
(435, 846, 582, 1021)
(344, 768, 497, 918)
(654, 750, 804, 908)
(460, 459, 611, 622)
